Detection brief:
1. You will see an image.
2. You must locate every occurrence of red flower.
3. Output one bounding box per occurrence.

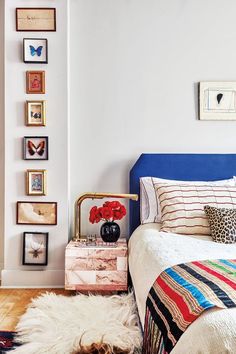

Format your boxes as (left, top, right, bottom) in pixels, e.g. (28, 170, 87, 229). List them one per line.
(109, 201, 121, 208)
(101, 206, 113, 220)
(89, 206, 98, 224)
(120, 205, 126, 215)
(89, 200, 126, 223)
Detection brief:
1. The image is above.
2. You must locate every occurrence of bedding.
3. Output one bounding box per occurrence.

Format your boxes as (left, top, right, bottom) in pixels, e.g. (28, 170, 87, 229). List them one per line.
(204, 205, 236, 244)
(140, 177, 236, 225)
(156, 184, 236, 235)
(128, 223, 236, 353)
(143, 259, 236, 354)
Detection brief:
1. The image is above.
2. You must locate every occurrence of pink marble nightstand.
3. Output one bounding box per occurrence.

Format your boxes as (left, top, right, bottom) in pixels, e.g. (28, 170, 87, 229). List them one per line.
(65, 238, 128, 291)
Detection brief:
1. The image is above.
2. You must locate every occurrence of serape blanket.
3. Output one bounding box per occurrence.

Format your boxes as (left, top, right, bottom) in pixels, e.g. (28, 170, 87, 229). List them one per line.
(143, 259, 236, 354)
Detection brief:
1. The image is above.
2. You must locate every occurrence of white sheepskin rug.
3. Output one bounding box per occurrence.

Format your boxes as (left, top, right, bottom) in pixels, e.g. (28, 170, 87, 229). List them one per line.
(12, 292, 142, 354)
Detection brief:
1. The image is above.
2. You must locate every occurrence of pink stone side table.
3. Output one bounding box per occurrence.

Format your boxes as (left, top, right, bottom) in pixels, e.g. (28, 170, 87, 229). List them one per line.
(65, 238, 128, 291)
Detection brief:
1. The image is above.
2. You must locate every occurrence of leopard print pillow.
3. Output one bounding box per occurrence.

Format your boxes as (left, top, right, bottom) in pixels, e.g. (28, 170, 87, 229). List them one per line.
(204, 205, 236, 244)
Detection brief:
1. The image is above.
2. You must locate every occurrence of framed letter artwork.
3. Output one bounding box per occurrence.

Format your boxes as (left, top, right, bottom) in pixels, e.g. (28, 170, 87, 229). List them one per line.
(16, 8, 56, 32)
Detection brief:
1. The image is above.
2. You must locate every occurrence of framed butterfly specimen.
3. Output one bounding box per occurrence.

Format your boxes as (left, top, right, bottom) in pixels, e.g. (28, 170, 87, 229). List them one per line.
(23, 38, 48, 64)
(26, 71, 45, 94)
(26, 101, 46, 126)
(17, 202, 57, 225)
(22, 232, 48, 266)
(23, 136, 48, 160)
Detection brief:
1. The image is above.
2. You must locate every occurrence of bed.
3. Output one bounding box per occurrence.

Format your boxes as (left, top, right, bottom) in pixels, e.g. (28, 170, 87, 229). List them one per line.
(128, 154, 236, 354)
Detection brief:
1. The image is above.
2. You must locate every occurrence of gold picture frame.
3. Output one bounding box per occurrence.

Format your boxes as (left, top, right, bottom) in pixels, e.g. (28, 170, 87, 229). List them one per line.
(16, 8, 56, 32)
(26, 169, 47, 196)
(26, 101, 46, 127)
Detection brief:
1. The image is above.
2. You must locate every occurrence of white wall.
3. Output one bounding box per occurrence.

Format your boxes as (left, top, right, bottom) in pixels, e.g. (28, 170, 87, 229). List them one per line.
(2, 0, 69, 287)
(2, 0, 236, 286)
(0, 0, 4, 274)
(70, 0, 236, 236)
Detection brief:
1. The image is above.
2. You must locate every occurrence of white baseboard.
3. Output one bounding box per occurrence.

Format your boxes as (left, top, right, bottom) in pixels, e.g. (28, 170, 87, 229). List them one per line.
(1, 269, 65, 288)
(0, 262, 3, 280)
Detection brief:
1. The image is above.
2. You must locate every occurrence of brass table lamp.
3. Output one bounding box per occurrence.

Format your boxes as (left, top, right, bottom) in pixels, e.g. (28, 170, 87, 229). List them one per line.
(73, 192, 138, 241)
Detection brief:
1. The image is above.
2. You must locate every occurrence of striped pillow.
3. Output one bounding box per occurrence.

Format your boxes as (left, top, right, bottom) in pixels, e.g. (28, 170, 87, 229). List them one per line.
(155, 184, 236, 235)
(140, 177, 236, 224)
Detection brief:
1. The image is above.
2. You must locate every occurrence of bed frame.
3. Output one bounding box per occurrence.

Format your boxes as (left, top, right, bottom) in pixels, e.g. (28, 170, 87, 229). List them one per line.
(129, 153, 236, 236)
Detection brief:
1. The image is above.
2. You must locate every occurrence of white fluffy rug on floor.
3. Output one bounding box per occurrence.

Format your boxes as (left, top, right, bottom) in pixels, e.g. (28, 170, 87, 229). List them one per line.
(12, 292, 142, 354)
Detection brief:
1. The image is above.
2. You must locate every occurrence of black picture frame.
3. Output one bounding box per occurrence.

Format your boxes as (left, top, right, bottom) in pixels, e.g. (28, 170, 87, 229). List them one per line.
(23, 38, 48, 64)
(23, 232, 48, 266)
(23, 136, 49, 160)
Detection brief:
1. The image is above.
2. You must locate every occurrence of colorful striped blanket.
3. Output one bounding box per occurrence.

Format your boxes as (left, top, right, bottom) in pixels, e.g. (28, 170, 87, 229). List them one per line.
(143, 259, 236, 354)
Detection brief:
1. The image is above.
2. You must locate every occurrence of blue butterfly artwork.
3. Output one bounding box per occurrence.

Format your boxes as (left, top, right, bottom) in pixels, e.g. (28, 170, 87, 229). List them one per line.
(29, 45, 43, 57)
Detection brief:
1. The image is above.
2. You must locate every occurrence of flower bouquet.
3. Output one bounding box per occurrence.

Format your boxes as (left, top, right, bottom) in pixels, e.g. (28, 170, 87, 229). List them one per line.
(89, 201, 126, 242)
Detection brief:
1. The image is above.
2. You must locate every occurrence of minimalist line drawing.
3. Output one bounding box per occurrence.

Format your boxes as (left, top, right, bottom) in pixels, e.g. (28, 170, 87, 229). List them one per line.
(199, 82, 236, 120)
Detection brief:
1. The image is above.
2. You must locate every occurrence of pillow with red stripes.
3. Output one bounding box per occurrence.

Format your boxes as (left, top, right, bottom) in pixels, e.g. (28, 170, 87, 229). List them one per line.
(140, 177, 235, 225)
(155, 183, 236, 235)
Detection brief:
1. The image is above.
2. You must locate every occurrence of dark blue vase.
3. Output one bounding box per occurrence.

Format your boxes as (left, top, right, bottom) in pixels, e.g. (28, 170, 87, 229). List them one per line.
(100, 221, 120, 242)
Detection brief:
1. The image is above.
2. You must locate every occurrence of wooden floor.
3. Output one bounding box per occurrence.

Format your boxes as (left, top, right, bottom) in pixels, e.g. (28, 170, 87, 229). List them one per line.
(0, 288, 74, 331)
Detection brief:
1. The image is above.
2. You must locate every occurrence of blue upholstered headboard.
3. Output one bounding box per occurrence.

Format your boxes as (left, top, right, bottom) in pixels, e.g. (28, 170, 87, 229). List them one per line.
(129, 153, 236, 236)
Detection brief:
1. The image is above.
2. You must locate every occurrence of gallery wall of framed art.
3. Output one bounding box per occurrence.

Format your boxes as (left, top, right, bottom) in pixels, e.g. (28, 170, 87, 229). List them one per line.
(3, 0, 69, 287)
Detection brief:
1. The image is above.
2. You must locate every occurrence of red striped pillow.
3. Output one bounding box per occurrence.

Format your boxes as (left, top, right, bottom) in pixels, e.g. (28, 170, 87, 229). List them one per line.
(155, 184, 236, 235)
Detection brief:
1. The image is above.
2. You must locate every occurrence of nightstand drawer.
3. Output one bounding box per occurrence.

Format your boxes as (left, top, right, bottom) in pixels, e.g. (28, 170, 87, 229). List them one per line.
(65, 239, 128, 291)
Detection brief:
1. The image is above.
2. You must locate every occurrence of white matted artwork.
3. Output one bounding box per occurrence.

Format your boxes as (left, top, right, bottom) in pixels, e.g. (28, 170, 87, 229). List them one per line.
(199, 82, 236, 120)
(23, 39, 48, 64)
(23, 232, 48, 265)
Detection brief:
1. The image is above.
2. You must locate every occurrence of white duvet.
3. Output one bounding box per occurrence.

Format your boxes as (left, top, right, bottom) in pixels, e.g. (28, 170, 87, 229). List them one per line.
(128, 223, 236, 354)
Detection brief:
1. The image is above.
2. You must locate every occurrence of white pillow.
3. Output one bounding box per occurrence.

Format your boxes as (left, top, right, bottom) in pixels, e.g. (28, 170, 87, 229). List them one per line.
(140, 176, 236, 224)
(156, 183, 236, 235)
